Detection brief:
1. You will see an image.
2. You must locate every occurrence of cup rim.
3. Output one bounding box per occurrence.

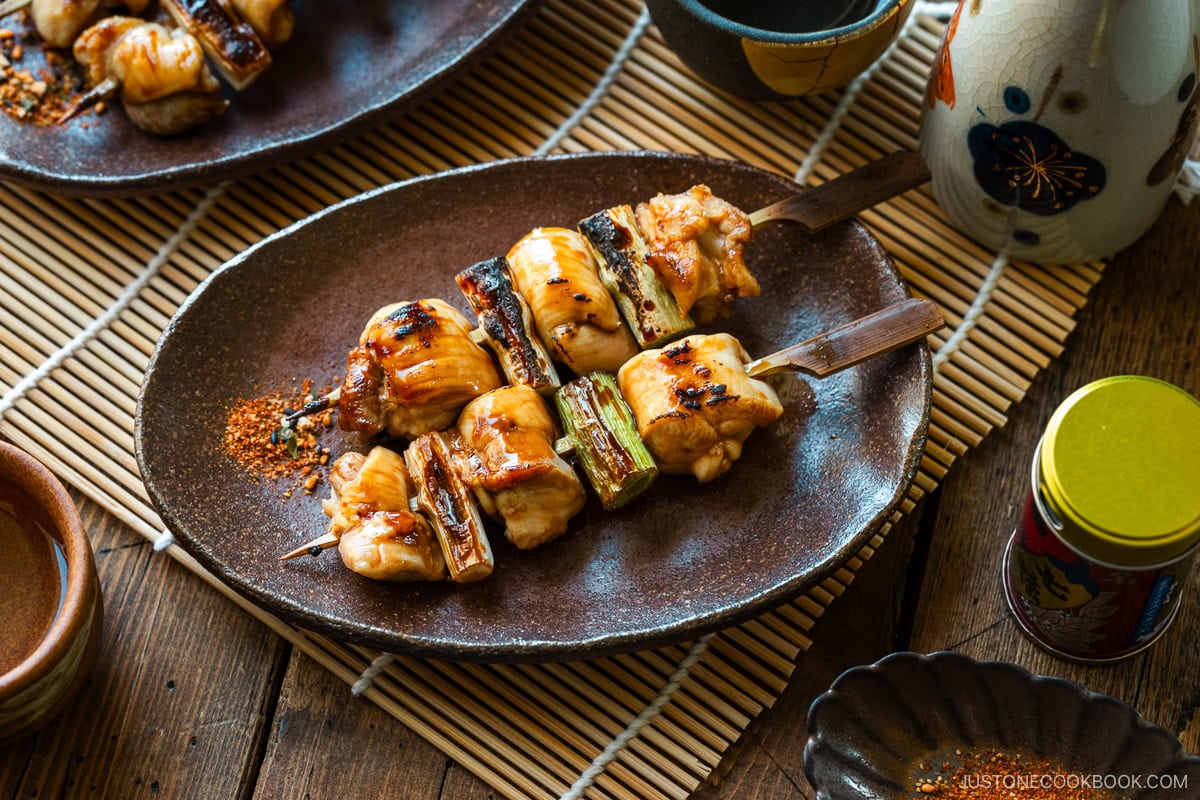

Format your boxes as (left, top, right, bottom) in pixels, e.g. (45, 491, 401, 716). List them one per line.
(672, 0, 909, 44)
(0, 442, 95, 696)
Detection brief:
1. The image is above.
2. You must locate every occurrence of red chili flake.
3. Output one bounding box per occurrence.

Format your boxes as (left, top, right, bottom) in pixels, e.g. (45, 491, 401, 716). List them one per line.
(910, 750, 1113, 799)
(222, 380, 335, 500)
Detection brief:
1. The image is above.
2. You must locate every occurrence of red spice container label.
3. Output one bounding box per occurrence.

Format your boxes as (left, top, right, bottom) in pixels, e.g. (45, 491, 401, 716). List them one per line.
(1002, 377, 1200, 663)
(1004, 489, 1189, 662)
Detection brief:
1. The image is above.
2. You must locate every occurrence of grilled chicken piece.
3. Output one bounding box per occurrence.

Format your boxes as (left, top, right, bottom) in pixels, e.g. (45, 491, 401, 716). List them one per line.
(635, 185, 758, 324)
(73, 17, 227, 134)
(322, 447, 446, 582)
(455, 385, 586, 550)
(507, 227, 638, 375)
(617, 333, 782, 482)
(29, 0, 149, 48)
(337, 299, 503, 440)
(230, 0, 293, 46)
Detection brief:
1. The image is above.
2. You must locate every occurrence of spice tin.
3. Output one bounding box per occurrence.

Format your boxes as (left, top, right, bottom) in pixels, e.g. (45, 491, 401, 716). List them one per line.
(1003, 376, 1200, 662)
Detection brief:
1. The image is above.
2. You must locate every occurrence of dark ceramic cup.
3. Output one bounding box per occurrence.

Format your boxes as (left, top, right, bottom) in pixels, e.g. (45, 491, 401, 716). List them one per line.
(0, 443, 103, 746)
(645, 0, 915, 100)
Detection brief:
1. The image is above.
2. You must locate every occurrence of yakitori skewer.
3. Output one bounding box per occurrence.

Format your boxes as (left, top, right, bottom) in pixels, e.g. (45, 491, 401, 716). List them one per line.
(281, 153, 931, 428)
(278, 298, 944, 568)
(274, 160, 937, 579)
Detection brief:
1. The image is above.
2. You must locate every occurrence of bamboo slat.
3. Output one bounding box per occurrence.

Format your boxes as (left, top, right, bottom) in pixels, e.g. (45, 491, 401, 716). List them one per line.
(0, 2, 1110, 798)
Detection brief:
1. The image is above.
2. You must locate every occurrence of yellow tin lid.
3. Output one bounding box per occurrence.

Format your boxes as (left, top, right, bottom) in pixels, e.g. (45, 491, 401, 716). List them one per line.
(1041, 376, 1200, 568)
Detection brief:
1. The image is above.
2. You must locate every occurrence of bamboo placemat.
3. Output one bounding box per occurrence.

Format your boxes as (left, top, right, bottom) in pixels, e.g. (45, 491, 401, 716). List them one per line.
(0, 1, 1106, 798)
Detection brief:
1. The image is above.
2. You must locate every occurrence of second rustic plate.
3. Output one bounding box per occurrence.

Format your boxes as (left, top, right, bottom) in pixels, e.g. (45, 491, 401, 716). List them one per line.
(0, 0, 537, 196)
(136, 151, 931, 661)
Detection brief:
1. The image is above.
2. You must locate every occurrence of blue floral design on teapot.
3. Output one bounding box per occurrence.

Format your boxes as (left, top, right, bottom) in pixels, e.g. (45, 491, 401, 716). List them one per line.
(967, 118, 1106, 216)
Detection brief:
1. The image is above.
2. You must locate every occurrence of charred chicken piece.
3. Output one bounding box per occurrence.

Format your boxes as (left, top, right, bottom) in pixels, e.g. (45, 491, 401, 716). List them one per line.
(506, 227, 638, 375)
(617, 333, 782, 482)
(454, 385, 586, 550)
(72, 16, 228, 134)
(635, 185, 758, 324)
(322, 447, 446, 582)
(337, 299, 503, 440)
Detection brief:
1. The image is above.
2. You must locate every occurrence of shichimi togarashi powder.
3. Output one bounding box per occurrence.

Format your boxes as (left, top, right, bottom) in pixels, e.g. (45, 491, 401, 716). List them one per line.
(223, 381, 335, 500)
(0, 17, 91, 127)
(911, 750, 1114, 799)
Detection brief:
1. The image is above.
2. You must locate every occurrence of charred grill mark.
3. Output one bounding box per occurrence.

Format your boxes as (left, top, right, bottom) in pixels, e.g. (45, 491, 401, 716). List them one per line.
(385, 302, 438, 340)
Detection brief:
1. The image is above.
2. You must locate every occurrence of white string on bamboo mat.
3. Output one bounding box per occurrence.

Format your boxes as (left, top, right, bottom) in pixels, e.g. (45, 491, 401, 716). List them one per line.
(559, 633, 714, 800)
(0, 182, 229, 422)
(351, 653, 395, 697)
(533, 7, 651, 156)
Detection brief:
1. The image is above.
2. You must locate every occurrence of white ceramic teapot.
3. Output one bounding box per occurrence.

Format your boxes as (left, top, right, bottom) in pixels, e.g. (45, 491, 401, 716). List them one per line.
(920, 0, 1200, 264)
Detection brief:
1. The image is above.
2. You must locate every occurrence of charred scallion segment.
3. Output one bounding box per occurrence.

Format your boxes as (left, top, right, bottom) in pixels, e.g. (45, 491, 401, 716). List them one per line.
(161, 0, 272, 90)
(555, 372, 658, 511)
(578, 205, 693, 349)
(404, 431, 493, 583)
(456, 257, 561, 395)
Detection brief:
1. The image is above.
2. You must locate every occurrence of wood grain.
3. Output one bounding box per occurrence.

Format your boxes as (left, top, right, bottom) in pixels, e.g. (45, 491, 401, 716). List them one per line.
(0, 494, 288, 799)
(908, 195, 1200, 753)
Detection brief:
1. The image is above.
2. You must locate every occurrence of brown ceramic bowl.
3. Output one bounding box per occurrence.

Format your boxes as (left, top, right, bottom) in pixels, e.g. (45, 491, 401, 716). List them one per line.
(645, 0, 915, 100)
(0, 443, 103, 746)
(136, 151, 932, 661)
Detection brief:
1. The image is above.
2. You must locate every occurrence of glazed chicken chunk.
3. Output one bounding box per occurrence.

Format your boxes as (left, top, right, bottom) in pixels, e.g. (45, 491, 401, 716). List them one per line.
(454, 385, 586, 550)
(617, 333, 782, 482)
(29, 0, 150, 48)
(507, 227, 638, 374)
(322, 447, 446, 582)
(337, 299, 503, 440)
(73, 16, 228, 134)
(230, 0, 294, 46)
(635, 185, 758, 323)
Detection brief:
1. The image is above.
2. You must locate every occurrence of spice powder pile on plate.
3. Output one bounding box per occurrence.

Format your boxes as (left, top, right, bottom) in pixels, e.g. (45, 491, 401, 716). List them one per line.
(0, 20, 89, 126)
(222, 381, 334, 499)
(911, 750, 1113, 799)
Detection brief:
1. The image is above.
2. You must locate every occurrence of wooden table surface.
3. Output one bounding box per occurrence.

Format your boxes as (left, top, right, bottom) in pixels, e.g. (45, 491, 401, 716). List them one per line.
(2, 193, 1198, 799)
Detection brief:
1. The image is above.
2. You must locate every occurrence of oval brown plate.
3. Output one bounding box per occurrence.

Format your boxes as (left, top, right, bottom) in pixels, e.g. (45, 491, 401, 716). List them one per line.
(135, 152, 932, 662)
(0, 0, 536, 196)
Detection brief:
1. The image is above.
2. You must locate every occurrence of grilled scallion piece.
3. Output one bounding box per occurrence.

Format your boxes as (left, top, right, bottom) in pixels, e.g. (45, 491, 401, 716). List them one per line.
(456, 256, 561, 395)
(404, 431, 493, 583)
(555, 372, 658, 511)
(161, 0, 272, 90)
(578, 205, 693, 349)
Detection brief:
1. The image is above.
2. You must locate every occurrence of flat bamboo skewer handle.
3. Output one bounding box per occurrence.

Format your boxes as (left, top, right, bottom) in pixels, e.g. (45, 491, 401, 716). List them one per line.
(748, 150, 931, 232)
(745, 298, 944, 378)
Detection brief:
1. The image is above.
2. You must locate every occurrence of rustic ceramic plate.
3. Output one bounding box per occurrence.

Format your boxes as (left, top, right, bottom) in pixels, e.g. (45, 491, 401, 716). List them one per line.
(136, 151, 931, 661)
(0, 0, 536, 196)
(805, 651, 1200, 799)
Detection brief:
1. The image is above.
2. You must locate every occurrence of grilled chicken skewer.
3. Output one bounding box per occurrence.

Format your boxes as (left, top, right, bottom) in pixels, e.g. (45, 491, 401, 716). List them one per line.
(280, 298, 943, 573)
(62, 16, 227, 133)
(284, 153, 932, 427)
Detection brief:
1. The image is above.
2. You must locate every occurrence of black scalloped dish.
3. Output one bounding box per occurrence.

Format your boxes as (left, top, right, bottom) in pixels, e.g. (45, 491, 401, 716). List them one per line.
(805, 651, 1200, 800)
